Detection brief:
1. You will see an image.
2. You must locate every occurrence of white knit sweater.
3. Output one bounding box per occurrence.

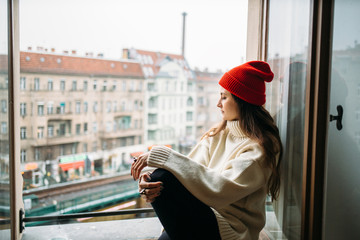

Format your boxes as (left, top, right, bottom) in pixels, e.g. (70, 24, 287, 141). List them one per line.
(147, 121, 273, 240)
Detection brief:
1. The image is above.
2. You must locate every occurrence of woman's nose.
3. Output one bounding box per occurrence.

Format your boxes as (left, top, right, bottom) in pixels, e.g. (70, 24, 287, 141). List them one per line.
(217, 99, 221, 108)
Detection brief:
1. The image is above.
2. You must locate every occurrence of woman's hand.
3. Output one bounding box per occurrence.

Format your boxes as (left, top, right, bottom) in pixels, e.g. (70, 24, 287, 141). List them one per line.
(131, 152, 150, 180)
(138, 172, 163, 203)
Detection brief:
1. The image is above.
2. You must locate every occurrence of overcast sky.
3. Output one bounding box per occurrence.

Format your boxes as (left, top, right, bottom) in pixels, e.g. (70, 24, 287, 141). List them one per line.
(18, 0, 248, 72)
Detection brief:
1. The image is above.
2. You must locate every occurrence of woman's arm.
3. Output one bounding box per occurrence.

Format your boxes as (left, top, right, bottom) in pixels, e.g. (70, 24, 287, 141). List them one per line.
(147, 145, 269, 209)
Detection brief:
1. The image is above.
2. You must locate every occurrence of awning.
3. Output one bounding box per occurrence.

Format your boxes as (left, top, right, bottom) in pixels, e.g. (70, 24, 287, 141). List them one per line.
(58, 154, 87, 171)
(25, 162, 38, 171)
(59, 161, 84, 171)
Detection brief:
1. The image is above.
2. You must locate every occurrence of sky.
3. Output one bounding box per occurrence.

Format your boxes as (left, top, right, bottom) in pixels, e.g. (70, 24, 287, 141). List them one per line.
(18, 0, 248, 72)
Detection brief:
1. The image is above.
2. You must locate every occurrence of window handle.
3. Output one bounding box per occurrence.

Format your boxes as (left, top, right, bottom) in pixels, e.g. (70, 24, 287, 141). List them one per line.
(330, 105, 343, 130)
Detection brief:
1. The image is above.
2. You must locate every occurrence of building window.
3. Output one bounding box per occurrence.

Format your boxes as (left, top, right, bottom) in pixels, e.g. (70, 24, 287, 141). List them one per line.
(92, 122, 98, 133)
(59, 102, 65, 114)
(20, 149, 26, 163)
(60, 145, 65, 156)
(1, 99, 7, 113)
(106, 121, 112, 132)
(35, 148, 40, 161)
(37, 127, 44, 139)
(134, 119, 138, 129)
(186, 111, 193, 121)
(75, 101, 81, 114)
(20, 77, 26, 90)
(187, 97, 193, 106)
(93, 80, 97, 90)
(34, 78, 40, 91)
(59, 124, 66, 136)
(113, 101, 117, 112)
(20, 127, 26, 139)
(186, 126, 193, 135)
(106, 101, 111, 113)
(148, 114, 158, 124)
(72, 143, 77, 154)
(72, 80, 77, 91)
(38, 104, 44, 116)
(48, 79, 53, 91)
(103, 80, 107, 91)
(84, 123, 88, 133)
(20, 103, 26, 116)
(112, 80, 117, 90)
(60, 80, 65, 91)
(48, 125, 54, 137)
(84, 101, 88, 113)
(148, 130, 156, 140)
(47, 102, 53, 115)
(122, 80, 126, 91)
(83, 80, 88, 91)
(83, 143, 88, 152)
(92, 141, 97, 152)
(76, 124, 81, 135)
(93, 101, 98, 113)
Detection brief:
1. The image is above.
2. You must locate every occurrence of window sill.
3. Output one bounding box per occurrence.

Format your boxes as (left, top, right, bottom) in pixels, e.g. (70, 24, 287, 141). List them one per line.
(22, 217, 162, 240)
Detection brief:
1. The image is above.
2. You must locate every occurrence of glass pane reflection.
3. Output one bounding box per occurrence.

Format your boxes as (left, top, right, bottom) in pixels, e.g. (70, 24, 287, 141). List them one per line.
(265, 0, 311, 239)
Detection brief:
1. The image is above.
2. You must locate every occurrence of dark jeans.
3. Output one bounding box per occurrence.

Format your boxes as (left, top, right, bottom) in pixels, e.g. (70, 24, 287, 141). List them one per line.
(149, 168, 221, 240)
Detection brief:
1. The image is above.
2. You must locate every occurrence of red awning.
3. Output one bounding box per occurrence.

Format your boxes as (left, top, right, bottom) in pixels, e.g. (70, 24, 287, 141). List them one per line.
(25, 162, 38, 171)
(59, 161, 84, 171)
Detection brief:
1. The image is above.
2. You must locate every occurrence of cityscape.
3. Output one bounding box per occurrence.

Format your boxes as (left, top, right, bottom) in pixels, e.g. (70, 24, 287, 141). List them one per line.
(0, 46, 224, 221)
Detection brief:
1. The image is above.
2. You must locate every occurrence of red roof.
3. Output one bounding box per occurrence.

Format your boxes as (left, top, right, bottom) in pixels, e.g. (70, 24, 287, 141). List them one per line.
(18, 52, 144, 78)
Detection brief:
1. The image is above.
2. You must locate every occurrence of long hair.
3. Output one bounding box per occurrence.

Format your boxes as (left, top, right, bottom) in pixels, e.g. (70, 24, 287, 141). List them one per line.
(202, 94, 283, 201)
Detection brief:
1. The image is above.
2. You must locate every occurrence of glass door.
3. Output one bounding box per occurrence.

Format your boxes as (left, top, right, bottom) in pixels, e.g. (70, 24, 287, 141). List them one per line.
(323, 0, 360, 239)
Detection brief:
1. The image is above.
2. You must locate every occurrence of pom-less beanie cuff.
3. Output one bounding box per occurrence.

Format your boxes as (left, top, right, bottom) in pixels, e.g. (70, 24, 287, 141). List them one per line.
(218, 61, 274, 106)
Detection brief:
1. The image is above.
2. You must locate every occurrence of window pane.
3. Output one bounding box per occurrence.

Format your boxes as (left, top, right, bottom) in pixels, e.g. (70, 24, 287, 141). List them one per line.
(19, 0, 247, 229)
(266, 0, 311, 239)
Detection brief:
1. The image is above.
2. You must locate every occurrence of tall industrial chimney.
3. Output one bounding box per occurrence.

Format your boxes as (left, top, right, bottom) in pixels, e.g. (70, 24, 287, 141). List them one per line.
(181, 12, 187, 57)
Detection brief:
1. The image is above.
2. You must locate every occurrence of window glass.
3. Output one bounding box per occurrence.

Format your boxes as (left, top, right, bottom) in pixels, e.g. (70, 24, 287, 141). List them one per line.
(265, 0, 311, 239)
(0, 0, 10, 237)
(18, 0, 248, 227)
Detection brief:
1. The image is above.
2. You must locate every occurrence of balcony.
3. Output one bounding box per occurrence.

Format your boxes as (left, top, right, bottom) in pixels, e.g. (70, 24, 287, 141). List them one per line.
(99, 129, 143, 139)
(31, 134, 83, 146)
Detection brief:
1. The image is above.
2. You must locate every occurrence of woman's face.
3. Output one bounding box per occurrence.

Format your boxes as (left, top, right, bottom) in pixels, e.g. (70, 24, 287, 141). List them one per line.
(217, 88, 240, 121)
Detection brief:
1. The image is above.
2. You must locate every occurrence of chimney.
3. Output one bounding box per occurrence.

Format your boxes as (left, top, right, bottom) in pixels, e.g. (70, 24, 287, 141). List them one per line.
(28, 46, 32, 51)
(97, 53, 104, 58)
(63, 50, 69, 55)
(71, 50, 77, 55)
(181, 12, 187, 57)
(51, 48, 55, 53)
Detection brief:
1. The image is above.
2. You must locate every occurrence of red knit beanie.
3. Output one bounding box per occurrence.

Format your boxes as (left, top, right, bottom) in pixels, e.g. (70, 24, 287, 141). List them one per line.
(219, 61, 274, 106)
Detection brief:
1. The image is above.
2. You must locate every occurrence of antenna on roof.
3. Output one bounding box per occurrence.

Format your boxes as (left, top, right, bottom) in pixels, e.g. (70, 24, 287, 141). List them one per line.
(181, 12, 187, 58)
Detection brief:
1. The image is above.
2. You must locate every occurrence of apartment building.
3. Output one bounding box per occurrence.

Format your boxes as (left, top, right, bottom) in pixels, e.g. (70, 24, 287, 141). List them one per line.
(123, 48, 197, 154)
(193, 69, 223, 139)
(15, 51, 145, 183)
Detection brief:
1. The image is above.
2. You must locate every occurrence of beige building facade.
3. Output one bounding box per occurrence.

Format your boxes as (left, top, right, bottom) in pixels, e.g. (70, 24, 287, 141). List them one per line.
(16, 51, 146, 183)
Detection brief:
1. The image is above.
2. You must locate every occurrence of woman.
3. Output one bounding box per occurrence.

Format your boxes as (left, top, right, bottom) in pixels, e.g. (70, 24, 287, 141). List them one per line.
(131, 61, 283, 240)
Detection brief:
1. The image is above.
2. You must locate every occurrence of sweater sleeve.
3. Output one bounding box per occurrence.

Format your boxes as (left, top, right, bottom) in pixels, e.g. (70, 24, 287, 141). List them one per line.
(147, 144, 268, 209)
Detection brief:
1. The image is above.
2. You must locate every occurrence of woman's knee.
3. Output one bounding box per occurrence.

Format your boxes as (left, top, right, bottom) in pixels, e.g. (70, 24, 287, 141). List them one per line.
(149, 168, 176, 184)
